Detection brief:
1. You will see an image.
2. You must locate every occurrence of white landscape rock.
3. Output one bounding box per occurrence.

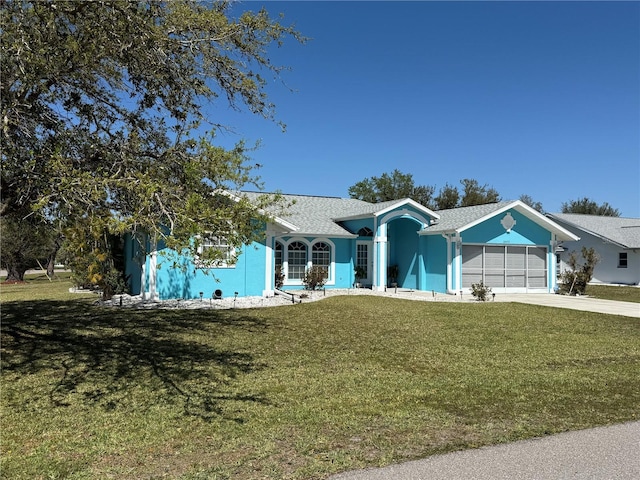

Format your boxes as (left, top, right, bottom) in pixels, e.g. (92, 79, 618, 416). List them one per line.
(100, 288, 471, 310)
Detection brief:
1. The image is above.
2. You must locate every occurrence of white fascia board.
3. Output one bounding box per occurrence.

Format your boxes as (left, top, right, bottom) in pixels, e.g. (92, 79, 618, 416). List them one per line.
(373, 198, 440, 220)
(289, 231, 358, 239)
(332, 213, 374, 222)
(270, 216, 299, 232)
(216, 189, 299, 232)
(419, 228, 455, 236)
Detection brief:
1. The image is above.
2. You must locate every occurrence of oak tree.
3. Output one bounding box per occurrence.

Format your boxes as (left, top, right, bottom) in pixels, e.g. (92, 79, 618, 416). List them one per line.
(561, 197, 620, 217)
(1, 1, 303, 291)
(348, 169, 436, 208)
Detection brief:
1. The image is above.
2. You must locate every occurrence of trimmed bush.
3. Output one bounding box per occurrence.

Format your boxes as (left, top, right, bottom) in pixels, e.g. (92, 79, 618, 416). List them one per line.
(471, 281, 492, 301)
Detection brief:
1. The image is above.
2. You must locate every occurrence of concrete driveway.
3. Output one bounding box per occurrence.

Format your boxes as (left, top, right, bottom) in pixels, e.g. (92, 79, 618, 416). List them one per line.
(495, 293, 640, 318)
(329, 421, 640, 480)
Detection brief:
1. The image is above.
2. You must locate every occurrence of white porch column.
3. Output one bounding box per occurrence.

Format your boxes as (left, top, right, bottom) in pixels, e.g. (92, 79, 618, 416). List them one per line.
(146, 237, 158, 300)
(375, 222, 388, 291)
(263, 228, 275, 296)
(453, 235, 462, 292)
(444, 234, 453, 294)
(550, 237, 559, 292)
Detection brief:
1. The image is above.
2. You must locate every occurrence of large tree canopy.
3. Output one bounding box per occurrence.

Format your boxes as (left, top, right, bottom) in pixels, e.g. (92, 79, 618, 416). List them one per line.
(1, 0, 304, 285)
(561, 197, 620, 217)
(348, 170, 436, 207)
(348, 172, 501, 210)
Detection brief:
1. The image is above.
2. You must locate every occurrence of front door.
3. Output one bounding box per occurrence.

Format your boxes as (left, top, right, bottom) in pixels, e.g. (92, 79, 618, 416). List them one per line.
(356, 241, 373, 286)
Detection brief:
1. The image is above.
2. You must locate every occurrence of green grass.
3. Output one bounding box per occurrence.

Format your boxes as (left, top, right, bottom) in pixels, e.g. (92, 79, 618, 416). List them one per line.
(586, 284, 640, 303)
(2, 279, 639, 479)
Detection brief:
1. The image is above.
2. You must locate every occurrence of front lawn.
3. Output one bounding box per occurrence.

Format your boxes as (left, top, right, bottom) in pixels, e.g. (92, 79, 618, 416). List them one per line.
(2, 280, 639, 479)
(586, 284, 640, 303)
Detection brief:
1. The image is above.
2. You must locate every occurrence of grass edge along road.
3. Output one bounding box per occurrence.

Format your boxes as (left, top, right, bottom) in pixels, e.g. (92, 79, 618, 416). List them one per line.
(2, 277, 639, 479)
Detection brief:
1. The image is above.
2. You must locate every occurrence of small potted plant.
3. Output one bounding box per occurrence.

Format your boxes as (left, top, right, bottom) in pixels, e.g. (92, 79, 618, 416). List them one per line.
(387, 264, 399, 288)
(354, 266, 366, 288)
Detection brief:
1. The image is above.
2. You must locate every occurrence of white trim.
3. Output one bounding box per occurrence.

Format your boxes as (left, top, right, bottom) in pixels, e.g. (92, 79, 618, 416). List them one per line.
(145, 238, 159, 300)
(453, 234, 462, 291)
(356, 240, 374, 286)
(263, 230, 275, 296)
(443, 234, 454, 294)
(284, 231, 357, 239)
(460, 243, 550, 293)
(373, 198, 440, 220)
(140, 252, 147, 299)
(379, 208, 431, 230)
(216, 189, 299, 232)
(459, 201, 579, 241)
(375, 222, 388, 291)
(149, 251, 157, 299)
(195, 234, 237, 269)
(279, 237, 337, 287)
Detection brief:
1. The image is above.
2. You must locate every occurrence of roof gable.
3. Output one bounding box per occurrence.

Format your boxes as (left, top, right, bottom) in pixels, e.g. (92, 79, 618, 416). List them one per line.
(333, 198, 440, 222)
(424, 201, 579, 241)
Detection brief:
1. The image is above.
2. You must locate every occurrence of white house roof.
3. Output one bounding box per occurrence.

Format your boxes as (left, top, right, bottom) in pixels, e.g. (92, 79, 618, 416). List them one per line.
(547, 213, 640, 249)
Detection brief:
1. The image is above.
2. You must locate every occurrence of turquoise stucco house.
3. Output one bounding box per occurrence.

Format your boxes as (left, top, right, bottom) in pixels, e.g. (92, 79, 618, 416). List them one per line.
(125, 192, 579, 300)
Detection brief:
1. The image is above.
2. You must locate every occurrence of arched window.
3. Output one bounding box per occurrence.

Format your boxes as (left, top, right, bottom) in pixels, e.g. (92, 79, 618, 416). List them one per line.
(288, 241, 307, 280)
(358, 227, 374, 237)
(312, 242, 331, 278)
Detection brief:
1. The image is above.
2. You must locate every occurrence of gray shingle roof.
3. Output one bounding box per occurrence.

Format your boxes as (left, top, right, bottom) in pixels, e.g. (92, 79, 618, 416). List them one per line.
(242, 192, 376, 237)
(425, 202, 514, 234)
(547, 213, 640, 249)
(239, 191, 578, 241)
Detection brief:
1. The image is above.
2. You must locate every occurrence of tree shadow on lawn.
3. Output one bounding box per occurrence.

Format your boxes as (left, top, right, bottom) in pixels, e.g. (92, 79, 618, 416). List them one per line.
(1, 300, 270, 421)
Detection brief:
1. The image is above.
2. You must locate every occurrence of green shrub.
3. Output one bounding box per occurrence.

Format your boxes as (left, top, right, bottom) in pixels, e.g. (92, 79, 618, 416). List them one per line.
(471, 281, 492, 301)
(303, 265, 327, 290)
(559, 247, 600, 295)
(274, 265, 285, 289)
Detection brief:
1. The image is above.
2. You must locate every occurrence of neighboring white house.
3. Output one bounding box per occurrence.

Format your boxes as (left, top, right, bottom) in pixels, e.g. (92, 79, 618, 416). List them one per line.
(547, 213, 640, 286)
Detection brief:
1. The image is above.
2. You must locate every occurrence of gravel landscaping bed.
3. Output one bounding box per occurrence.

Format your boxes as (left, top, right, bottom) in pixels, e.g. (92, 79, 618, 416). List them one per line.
(100, 288, 472, 310)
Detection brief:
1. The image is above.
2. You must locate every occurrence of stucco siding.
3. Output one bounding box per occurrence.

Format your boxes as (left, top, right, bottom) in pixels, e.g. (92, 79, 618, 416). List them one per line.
(153, 240, 267, 300)
(275, 236, 356, 291)
(559, 230, 640, 285)
(423, 235, 447, 293)
(389, 218, 421, 289)
(341, 218, 374, 236)
(463, 210, 551, 246)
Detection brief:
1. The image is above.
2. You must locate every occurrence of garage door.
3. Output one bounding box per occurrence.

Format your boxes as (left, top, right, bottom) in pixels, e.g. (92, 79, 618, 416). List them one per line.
(462, 245, 547, 289)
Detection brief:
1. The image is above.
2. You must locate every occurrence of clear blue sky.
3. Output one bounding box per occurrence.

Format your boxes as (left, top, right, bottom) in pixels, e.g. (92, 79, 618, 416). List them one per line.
(214, 1, 639, 217)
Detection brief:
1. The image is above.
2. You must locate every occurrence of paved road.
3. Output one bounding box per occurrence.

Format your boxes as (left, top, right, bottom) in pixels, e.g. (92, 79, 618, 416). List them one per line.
(329, 421, 640, 480)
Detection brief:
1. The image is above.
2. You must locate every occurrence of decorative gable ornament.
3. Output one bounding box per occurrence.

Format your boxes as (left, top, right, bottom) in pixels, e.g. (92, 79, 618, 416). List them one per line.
(501, 212, 516, 233)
